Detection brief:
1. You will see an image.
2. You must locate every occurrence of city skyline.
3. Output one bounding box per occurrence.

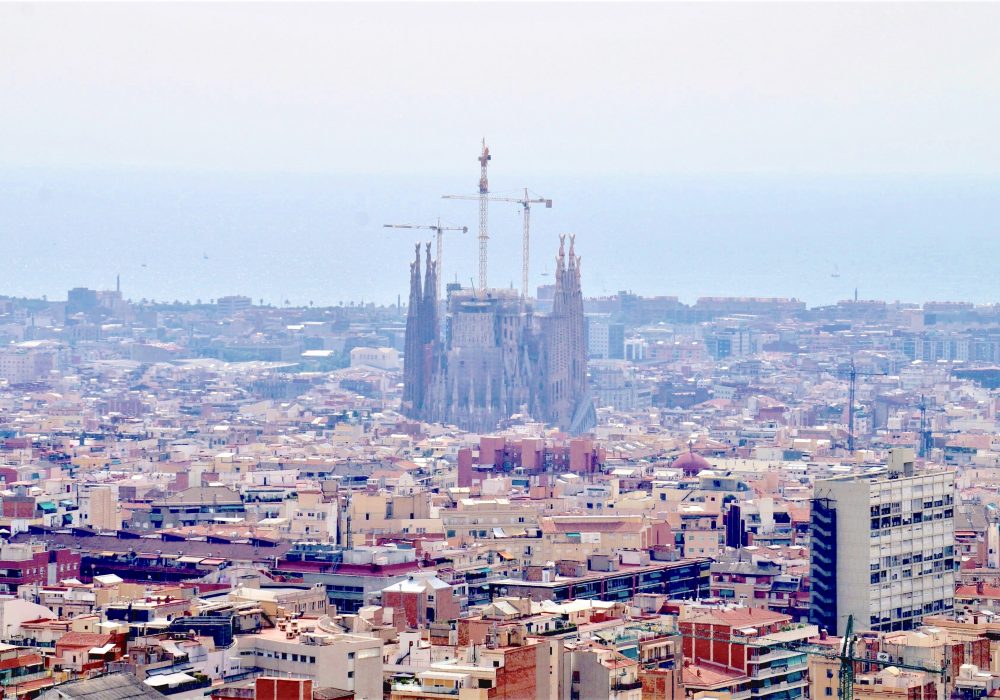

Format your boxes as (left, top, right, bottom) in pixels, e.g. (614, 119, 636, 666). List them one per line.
(4, 2, 1000, 696)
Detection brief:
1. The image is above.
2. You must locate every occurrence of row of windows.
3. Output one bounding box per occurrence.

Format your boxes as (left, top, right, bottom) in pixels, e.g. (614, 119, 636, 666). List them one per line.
(870, 560, 954, 583)
(871, 548, 954, 570)
(869, 494, 953, 517)
(252, 650, 317, 664)
(870, 598, 953, 623)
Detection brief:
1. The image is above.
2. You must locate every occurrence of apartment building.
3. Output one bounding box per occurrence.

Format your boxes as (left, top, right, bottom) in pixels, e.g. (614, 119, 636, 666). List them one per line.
(564, 642, 642, 700)
(348, 489, 440, 540)
(811, 449, 957, 635)
(390, 626, 547, 700)
(236, 627, 382, 700)
(679, 607, 816, 700)
(489, 559, 710, 603)
(440, 498, 541, 546)
(533, 515, 663, 564)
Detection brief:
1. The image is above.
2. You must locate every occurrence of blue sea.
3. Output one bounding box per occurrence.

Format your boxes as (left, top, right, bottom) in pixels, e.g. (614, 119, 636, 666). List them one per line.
(1, 168, 998, 308)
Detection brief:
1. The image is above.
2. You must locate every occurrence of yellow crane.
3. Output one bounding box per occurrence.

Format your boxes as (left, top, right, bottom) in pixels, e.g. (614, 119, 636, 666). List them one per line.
(382, 219, 467, 299)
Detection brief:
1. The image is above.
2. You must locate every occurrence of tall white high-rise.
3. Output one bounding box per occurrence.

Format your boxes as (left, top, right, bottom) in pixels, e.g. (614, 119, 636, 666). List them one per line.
(811, 448, 957, 636)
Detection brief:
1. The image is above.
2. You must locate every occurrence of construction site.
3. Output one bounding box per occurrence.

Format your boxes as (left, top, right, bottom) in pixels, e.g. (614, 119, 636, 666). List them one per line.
(395, 141, 595, 434)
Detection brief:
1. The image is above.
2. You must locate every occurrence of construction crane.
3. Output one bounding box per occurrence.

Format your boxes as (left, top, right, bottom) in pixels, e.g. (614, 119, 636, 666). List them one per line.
(799, 360, 887, 453)
(845, 359, 888, 453)
(917, 394, 942, 459)
(383, 219, 467, 299)
(840, 614, 856, 700)
(441, 139, 492, 291)
(440, 139, 493, 291)
(477, 139, 490, 291)
(443, 186, 552, 298)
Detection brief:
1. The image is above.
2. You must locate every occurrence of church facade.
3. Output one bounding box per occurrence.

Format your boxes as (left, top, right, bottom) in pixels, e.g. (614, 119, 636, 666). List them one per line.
(402, 236, 595, 434)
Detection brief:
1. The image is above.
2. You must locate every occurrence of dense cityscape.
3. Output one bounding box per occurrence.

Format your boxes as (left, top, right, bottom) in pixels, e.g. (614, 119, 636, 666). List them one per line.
(5, 2, 1000, 699)
(4, 204, 1000, 699)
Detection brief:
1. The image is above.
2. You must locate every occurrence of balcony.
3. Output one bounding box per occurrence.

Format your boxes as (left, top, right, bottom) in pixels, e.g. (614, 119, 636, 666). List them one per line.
(391, 684, 460, 696)
(612, 680, 643, 692)
(3, 670, 52, 685)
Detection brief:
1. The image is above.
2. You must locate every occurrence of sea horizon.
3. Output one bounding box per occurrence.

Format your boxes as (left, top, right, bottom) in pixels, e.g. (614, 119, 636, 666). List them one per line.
(2, 167, 998, 309)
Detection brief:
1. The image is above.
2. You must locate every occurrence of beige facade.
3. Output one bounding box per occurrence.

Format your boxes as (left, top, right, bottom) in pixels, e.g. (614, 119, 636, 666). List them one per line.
(441, 498, 541, 546)
(229, 584, 328, 619)
(534, 515, 652, 564)
(88, 486, 120, 531)
(236, 629, 382, 700)
(287, 489, 337, 541)
(349, 491, 441, 539)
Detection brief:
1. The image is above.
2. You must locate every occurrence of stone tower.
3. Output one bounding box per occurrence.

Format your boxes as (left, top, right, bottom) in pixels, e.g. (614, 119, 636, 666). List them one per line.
(541, 234, 594, 433)
(403, 244, 425, 414)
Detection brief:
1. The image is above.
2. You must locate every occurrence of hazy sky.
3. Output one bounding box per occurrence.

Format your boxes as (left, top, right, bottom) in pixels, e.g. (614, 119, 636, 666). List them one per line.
(4, 3, 1000, 307)
(3, 2, 1000, 177)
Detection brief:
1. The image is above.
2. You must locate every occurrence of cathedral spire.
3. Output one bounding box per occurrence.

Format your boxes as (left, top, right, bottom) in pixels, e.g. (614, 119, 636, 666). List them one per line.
(423, 242, 434, 299)
(410, 243, 422, 302)
(403, 243, 424, 412)
(422, 241, 438, 344)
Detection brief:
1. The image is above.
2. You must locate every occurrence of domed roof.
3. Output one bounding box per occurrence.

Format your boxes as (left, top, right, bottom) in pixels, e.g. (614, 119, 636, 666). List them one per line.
(672, 449, 711, 476)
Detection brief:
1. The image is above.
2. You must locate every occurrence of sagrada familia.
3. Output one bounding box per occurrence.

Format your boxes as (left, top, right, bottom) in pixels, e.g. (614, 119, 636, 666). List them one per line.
(403, 235, 596, 434)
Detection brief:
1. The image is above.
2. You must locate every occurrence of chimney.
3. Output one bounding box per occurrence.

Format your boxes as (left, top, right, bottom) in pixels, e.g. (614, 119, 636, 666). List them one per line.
(978, 580, 986, 595)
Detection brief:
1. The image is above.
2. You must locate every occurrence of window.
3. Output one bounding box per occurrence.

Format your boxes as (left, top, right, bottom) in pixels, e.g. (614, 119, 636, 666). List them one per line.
(825, 689, 833, 696)
(347, 671, 354, 679)
(348, 652, 355, 660)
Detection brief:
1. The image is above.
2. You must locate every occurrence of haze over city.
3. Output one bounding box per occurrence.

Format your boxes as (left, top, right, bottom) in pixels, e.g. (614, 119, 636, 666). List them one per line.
(3, 3, 1000, 306)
